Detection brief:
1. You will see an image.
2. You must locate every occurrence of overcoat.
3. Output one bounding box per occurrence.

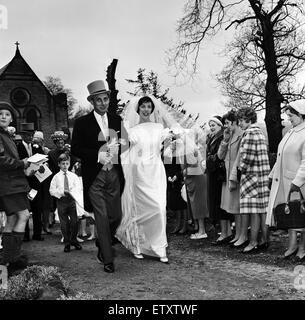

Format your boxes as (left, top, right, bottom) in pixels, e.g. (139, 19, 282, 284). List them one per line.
(206, 130, 226, 223)
(266, 121, 305, 226)
(0, 127, 29, 197)
(71, 111, 127, 212)
(239, 124, 270, 215)
(217, 127, 243, 214)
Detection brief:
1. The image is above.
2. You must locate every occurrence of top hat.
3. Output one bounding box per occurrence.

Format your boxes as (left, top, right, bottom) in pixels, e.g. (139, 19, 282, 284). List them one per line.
(19, 122, 35, 133)
(0, 101, 17, 119)
(87, 80, 110, 102)
(289, 99, 305, 115)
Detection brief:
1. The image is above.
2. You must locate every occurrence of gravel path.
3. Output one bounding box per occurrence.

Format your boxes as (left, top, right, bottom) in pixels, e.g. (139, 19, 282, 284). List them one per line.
(21, 220, 305, 300)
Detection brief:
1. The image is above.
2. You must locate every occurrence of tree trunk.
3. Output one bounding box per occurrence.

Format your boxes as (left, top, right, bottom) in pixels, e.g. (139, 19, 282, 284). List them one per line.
(106, 59, 119, 115)
(261, 17, 283, 156)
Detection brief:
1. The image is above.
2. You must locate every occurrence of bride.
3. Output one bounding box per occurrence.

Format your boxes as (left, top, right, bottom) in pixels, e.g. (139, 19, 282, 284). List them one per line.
(115, 95, 176, 263)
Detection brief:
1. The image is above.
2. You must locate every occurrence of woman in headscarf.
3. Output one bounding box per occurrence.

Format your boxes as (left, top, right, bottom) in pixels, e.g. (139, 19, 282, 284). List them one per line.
(206, 116, 232, 241)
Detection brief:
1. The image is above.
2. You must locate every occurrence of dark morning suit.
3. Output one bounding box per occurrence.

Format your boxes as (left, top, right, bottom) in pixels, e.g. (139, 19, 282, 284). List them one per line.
(71, 111, 127, 265)
(17, 142, 44, 238)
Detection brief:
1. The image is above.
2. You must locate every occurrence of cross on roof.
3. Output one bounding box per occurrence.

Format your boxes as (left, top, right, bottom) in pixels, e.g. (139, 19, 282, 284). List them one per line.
(15, 41, 20, 49)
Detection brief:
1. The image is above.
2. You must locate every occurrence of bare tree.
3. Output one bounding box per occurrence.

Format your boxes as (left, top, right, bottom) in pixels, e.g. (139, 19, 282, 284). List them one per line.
(124, 69, 201, 126)
(217, 23, 305, 110)
(126, 68, 185, 110)
(43, 76, 78, 118)
(169, 0, 305, 153)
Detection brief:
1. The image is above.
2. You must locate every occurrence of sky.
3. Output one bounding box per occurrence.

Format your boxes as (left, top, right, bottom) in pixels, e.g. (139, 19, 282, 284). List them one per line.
(0, 0, 249, 124)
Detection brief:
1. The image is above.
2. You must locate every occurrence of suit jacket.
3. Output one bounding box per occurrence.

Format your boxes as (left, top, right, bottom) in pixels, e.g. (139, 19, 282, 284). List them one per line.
(0, 128, 29, 197)
(71, 111, 127, 212)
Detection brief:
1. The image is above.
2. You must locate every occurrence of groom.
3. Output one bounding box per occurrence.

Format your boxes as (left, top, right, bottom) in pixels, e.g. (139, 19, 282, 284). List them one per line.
(71, 80, 127, 273)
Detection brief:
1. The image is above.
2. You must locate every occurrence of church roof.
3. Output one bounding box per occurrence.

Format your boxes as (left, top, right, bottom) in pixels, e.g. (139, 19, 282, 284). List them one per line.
(0, 63, 9, 77)
(0, 45, 53, 98)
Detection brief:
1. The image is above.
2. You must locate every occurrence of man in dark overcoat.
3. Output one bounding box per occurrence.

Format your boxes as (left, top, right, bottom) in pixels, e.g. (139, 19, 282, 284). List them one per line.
(71, 80, 127, 273)
(17, 125, 45, 241)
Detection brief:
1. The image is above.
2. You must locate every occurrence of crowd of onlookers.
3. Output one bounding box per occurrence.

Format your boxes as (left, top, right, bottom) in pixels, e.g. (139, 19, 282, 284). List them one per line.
(166, 101, 305, 261)
(0, 101, 96, 266)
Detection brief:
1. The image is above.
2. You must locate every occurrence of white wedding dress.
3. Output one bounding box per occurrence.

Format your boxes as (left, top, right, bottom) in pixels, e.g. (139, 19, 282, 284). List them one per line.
(115, 122, 168, 258)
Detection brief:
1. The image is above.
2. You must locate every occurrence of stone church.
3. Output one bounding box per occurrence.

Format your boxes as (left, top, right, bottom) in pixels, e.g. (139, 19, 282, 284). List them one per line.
(0, 43, 69, 147)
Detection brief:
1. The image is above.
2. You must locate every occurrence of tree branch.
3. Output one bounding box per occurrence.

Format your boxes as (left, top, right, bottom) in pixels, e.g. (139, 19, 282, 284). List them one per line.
(225, 16, 257, 30)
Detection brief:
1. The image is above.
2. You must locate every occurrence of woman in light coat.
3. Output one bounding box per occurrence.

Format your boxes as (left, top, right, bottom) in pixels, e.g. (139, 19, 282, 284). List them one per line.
(266, 100, 305, 260)
(217, 110, 244, 245)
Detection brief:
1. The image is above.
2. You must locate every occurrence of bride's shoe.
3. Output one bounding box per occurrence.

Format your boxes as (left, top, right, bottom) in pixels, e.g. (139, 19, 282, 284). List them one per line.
(160, 257, 169, 263)
(134, 254, 144, 259)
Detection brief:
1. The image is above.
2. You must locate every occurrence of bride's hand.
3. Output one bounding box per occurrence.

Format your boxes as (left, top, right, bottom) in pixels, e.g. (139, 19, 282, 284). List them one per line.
(108, 143, 120, 155)
(98, 151, 111, 164)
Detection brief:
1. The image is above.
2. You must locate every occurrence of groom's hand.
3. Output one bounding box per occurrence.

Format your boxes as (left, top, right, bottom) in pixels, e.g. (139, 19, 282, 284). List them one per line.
(98, 151, 111, 165)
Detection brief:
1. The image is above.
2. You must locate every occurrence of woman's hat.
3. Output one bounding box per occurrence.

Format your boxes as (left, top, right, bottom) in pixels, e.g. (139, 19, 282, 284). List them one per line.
(51, 130, 68, 141)
(87, 80, 110, 102)
(289, 99, 305, 115)
(0, 101, 17, 119)
(33, 131, 44, 140)
(209, 115, 223, 127)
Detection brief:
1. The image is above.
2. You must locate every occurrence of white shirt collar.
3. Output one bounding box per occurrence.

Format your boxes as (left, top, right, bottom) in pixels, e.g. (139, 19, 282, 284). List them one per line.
(94, 111, 107, 120)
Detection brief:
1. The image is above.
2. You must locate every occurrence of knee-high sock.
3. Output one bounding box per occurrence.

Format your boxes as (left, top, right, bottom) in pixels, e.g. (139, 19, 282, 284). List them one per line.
(1, 232, 15, 264)
(12, 231, 25, 261)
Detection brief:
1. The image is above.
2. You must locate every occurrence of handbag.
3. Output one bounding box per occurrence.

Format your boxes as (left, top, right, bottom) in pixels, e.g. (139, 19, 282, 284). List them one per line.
(274, 190, 305, 229)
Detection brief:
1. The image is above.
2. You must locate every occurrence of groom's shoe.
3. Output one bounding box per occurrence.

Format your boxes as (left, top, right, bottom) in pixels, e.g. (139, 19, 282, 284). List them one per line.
(95, 238, 100, 248)
(112, 237, 120, 246)
(104, 263, 114, 273)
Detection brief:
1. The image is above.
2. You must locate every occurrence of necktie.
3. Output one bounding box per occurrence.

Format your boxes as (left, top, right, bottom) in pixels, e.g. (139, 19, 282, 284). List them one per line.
(101, 115, 108, 139)
(25, 143, 32, 156)
(64, 173, 69, 192)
